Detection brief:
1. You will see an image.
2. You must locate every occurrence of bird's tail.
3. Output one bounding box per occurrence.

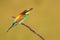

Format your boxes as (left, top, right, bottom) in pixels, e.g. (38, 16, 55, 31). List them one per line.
(7, 21, 17, 32)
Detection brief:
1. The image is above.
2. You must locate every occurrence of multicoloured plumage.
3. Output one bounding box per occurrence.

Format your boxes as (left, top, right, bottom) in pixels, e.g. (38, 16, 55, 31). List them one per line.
(7, 8, 33, 32)
(7, 8, 45, 40)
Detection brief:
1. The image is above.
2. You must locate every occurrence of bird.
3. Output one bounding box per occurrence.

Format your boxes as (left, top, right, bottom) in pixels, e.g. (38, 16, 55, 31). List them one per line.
(7, 8, 45, 40)
(7, 8, 33, 32)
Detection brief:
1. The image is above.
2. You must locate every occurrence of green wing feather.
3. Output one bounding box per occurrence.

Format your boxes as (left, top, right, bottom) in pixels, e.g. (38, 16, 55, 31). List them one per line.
(19, 14, 29, 24)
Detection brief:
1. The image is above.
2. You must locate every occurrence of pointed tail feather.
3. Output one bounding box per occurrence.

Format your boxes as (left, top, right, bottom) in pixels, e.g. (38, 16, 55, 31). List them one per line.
(7, 22, 17, 32)
(7, 24, 14, 32)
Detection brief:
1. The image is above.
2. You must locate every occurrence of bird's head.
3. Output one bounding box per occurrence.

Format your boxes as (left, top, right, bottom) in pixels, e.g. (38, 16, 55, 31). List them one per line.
(25, 8, 33, 15)
(20, 8, 33, 15)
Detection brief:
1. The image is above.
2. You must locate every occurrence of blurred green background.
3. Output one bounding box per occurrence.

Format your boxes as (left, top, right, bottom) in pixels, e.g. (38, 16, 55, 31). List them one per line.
(0, 0, 60, 40)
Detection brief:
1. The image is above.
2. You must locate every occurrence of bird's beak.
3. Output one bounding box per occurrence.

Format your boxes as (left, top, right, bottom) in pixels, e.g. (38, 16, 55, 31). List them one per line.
(26, 8, 33, 12)
(25, 8, 33, 14)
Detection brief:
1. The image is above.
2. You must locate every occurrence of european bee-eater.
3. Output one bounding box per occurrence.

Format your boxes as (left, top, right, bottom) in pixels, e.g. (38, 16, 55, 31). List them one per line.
(7, 8, 45, 40)
(7, 8, 33, 32)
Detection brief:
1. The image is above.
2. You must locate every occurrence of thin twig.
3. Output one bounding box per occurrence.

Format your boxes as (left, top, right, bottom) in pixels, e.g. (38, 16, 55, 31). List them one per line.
(21, 23, 45, 40)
